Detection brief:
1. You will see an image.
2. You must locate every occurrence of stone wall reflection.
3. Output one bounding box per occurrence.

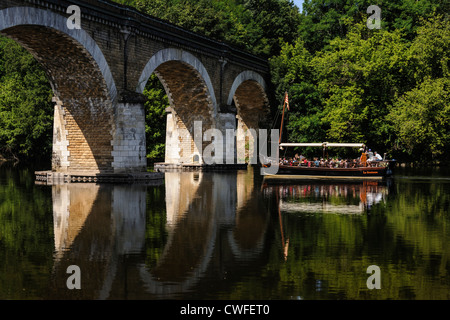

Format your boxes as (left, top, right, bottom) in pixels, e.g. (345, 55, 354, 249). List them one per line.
(47, 183, 147, 299)
(46, 168, 271, 299)
(139, 170, 265, 296)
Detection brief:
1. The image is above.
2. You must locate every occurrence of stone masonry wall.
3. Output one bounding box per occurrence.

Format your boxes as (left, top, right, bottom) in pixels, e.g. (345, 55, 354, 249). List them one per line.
(111, 102, 146, 172)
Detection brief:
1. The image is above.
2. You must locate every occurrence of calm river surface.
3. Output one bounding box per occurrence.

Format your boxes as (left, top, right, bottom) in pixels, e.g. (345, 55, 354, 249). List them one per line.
(1, 163, 449, 300)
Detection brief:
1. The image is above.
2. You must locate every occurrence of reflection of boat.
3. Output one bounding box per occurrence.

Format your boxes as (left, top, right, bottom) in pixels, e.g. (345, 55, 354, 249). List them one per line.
(262, 180, 390, 261)
(263, 180, 389, 214)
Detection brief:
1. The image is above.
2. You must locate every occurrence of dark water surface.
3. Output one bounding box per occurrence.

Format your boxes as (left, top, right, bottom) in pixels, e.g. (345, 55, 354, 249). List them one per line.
(1, 163, 449, 300)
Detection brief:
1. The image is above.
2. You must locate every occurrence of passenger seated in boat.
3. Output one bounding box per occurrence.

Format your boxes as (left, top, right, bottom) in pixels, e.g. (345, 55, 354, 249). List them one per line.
(374, 152, 382, 161)
(280, 157, 288, 165)
(314, 158, 320, 167)
(368, 149, 374, 161)
(328, 159, 333, 168)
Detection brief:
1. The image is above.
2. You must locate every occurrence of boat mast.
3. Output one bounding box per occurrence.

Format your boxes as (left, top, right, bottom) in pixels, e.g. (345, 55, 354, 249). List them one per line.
(279, 92, 288, 145)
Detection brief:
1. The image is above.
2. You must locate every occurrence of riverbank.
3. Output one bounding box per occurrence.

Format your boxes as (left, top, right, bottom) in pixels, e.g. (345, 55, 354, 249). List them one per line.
(396, 161, 450, 168)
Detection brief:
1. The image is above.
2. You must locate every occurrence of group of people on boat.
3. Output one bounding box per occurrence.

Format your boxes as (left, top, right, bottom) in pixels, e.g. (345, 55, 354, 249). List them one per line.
(279, 148, 385, 168)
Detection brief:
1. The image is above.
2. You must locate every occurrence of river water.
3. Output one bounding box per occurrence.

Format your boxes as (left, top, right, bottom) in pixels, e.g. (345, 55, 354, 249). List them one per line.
(0, 163, 449, 300)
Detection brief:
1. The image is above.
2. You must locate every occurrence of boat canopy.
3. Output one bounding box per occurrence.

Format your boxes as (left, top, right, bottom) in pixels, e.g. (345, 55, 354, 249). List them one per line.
(280, 142, 365, 148)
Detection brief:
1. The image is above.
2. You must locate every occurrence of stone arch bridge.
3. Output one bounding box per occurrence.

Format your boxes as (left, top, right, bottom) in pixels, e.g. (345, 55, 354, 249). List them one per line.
(0, 0, 270, 173)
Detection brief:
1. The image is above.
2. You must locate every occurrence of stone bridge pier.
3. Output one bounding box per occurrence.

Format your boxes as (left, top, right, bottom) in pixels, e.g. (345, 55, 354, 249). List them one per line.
(0, 0, 270, 174)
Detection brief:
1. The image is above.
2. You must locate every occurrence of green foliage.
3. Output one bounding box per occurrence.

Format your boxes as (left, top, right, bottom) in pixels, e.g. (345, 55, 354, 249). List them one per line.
(144, 74, 168, 163)
(408, 15, 450, 82)
(312, 23, 412, 151)
(388, 77, 450, 162)
(385, 16, 450, 162)
(0, 36, 53, 162)
(269, 39, 325, 150)
(299, 0, 447, 53)
(115, 0, 301, 57)
(242, 0, 301, 56)
(271, 8, 450, 163)
(0, 164, 54, 299)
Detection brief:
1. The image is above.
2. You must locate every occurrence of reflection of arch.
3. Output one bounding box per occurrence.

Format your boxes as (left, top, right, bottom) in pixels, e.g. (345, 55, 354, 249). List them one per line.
(52, 184, 101, 260)
(164, 172, 203, 225)
(48, 171, 271, 298)
(227, 206, 267, 262)
(49, 184, 148, 299)
(139, 172, 217, 296)
(138, 225, 217, 297)
(230, 169, 269, 260)
(48, 184, 116, 299)
(0, 7, 117, 172)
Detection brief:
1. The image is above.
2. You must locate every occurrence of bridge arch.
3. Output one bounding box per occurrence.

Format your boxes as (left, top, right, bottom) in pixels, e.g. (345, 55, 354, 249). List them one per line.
(137, 48, 217, 114)
(228, 71, 269, 163)
(227, 70, 267, 106)
(0, 7, 117, 104)
(137, 48, 217, 164)
(0, 7, 117, 172)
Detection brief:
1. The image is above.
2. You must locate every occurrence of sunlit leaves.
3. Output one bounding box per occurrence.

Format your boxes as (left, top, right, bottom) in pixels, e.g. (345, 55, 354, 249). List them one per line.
(143, 73, 168, 162)
(388, 77, 450, 160)
(271, 11, 449, 163)
(0, 37, 53, 161)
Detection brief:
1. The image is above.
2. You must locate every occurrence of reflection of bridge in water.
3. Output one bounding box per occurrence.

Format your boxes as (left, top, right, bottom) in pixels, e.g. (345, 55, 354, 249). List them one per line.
(46, 168, 269, 299)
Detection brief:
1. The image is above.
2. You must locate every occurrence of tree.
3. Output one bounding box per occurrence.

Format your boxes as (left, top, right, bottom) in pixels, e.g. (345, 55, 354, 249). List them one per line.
(387, 77, 450, 162)
(408, 15, 450, 82)
(243, 0, 301, 56)
(113, 0, 301, 57)
(0, 36, 53, 162)
(387, 15, 450, 162)
(298, 0, 449, 53)
(271, 22, 412, 154)
(269, 39, 325, 152)
(143, 74, 169, 163)
(311, 22, 412, 153)
(271, 12, 449, 163)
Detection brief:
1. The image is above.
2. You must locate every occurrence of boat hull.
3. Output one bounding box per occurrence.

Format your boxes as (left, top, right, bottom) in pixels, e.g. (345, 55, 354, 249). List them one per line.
(263, 163, 394, 180)
(280, 165, 387, 176)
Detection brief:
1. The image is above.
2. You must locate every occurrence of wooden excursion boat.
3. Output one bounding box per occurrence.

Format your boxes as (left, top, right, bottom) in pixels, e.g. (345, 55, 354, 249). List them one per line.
(262, 142, 395, 180)
(262, 92, 395, 180)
